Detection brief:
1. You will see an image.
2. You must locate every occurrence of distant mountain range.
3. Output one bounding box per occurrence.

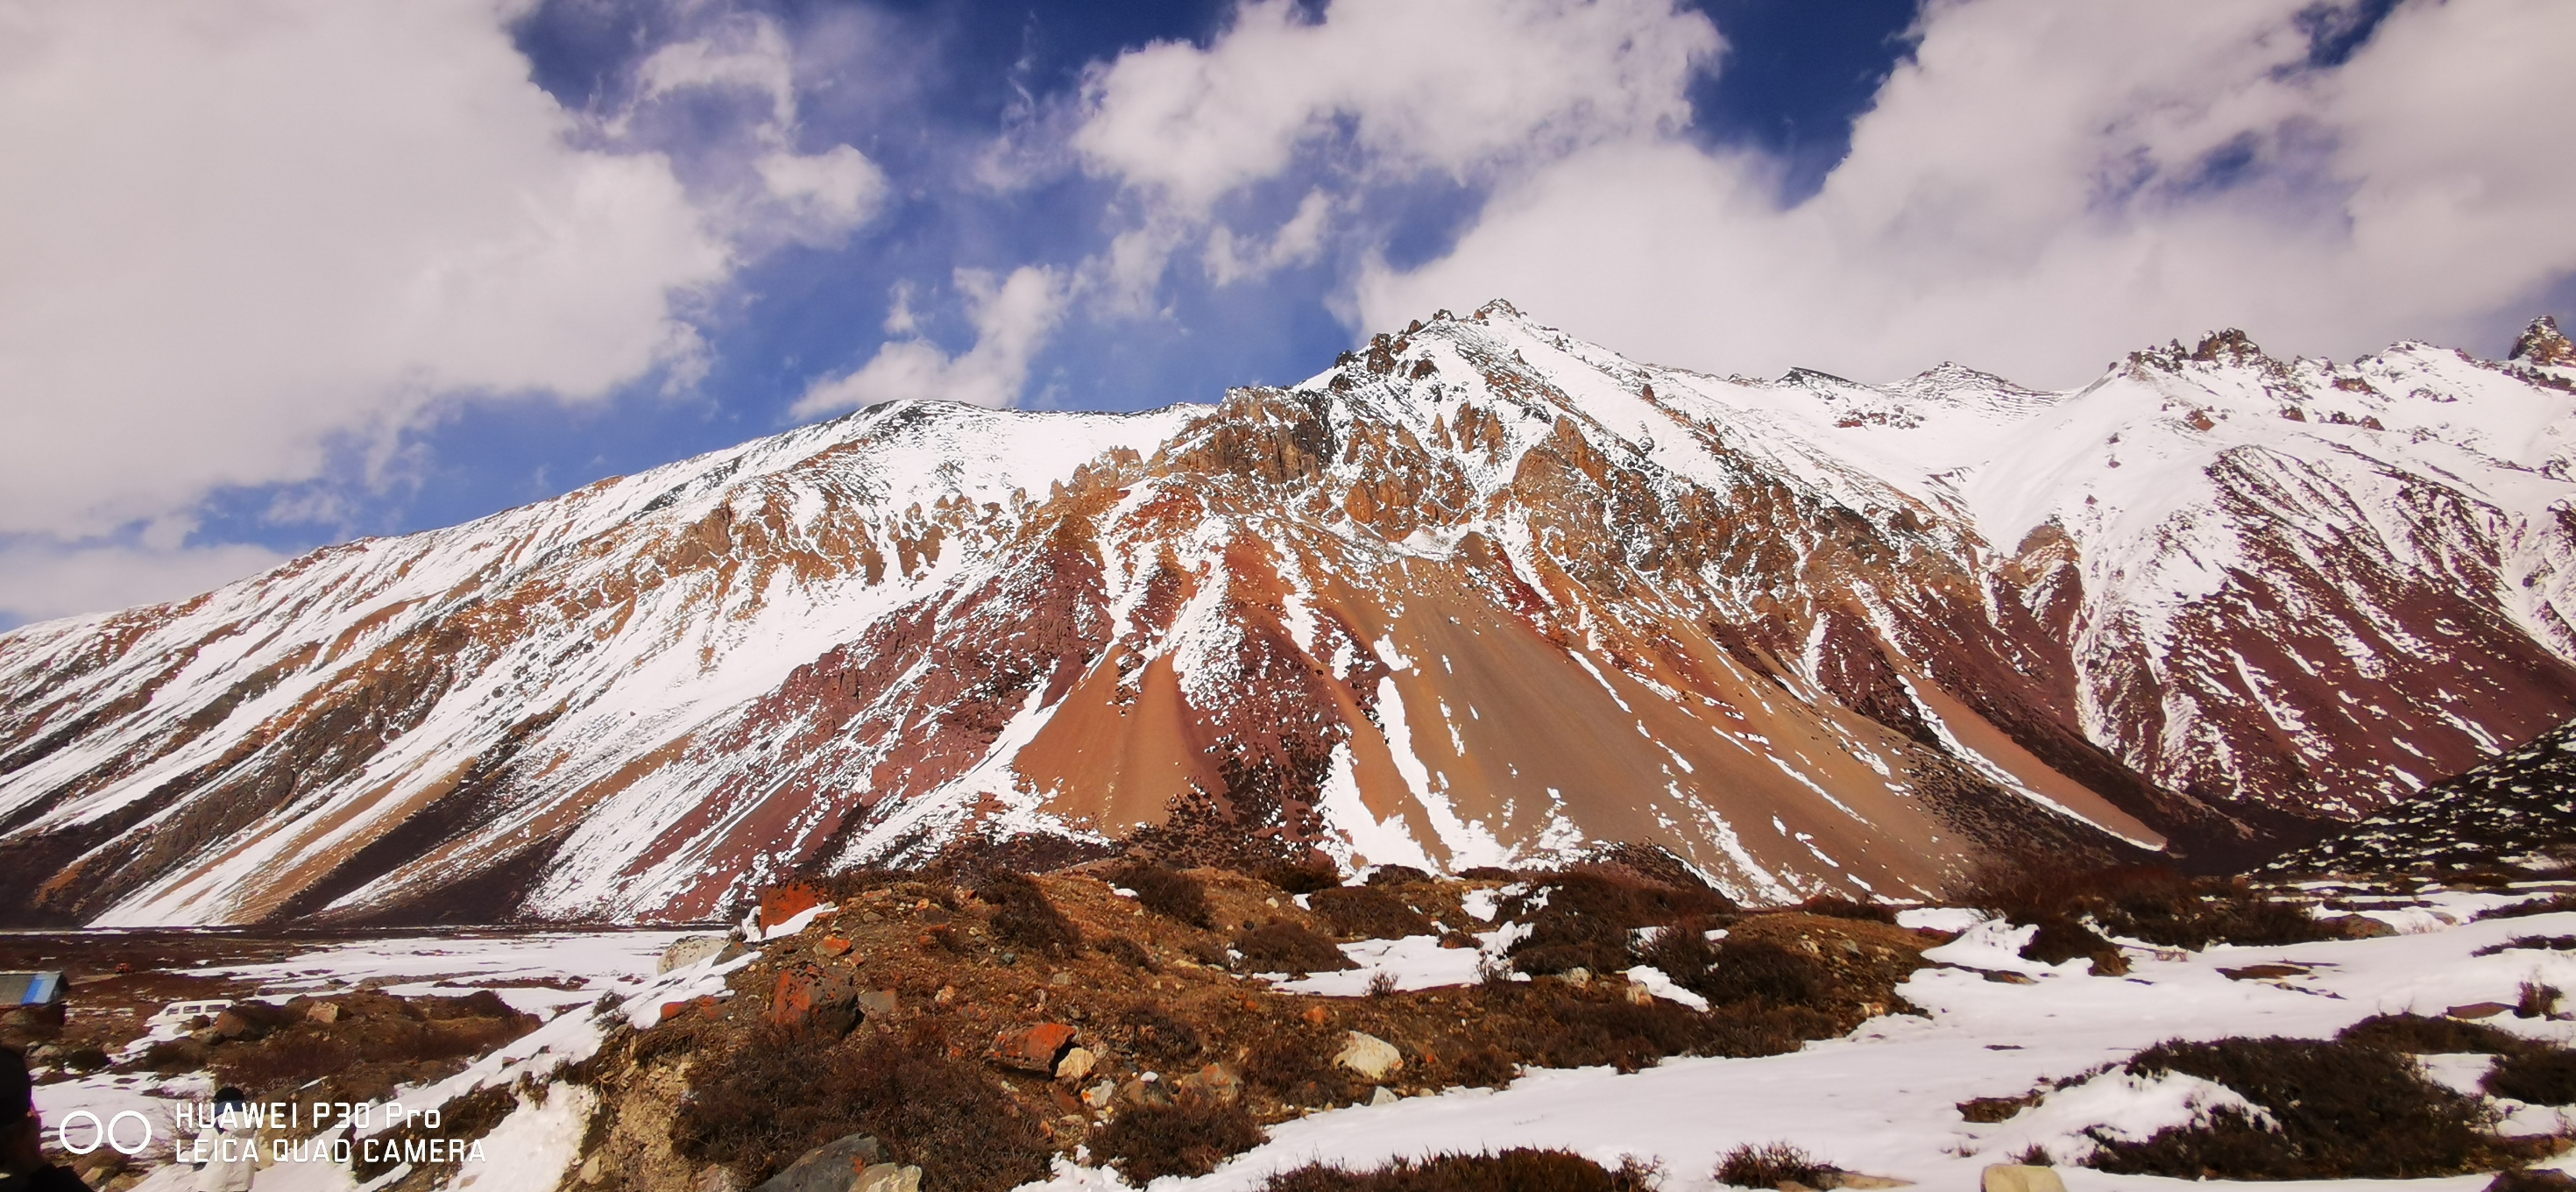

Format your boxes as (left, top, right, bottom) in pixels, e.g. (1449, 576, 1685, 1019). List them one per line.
(8, 302, 2576, 926)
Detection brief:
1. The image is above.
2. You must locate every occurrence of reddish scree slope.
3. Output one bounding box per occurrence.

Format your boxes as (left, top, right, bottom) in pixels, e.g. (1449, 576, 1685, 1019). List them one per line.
(6, 304, 2576, 926)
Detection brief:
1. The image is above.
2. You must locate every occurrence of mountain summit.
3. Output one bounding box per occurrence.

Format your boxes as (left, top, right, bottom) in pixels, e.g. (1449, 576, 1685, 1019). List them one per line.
(8, 302, 2576, 926)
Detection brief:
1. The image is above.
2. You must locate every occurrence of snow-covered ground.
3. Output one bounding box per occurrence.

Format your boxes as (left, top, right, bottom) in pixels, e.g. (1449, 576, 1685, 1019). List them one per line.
(37, 929, 704, 1192)
(46, 892, 2576, 1192)
(1038, 888, 2576, 1191)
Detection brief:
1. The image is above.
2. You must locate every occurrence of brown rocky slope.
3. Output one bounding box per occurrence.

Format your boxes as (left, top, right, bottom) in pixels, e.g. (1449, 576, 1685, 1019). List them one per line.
(6, 305, 2576, 924)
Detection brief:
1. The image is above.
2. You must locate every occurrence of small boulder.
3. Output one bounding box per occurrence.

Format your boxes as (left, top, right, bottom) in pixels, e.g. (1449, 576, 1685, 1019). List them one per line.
(991, 1023, 1079, 1073)
(2318, 913, 2397, 939)
(752, 1133, 882, 1192)
(1119, 1076, 1172, 1108)
(661, 935, 728, 975)
(1054, 1047, 1096, 1083)
(1080, 1080, 1116, 1110)
(853, 1165, 919, 1192)
(816, 936, 853, 958)
(2451, 1002, 2515, 1019)
(853, 990, 898, 1019)
(1368, 1086, 1398, 1106)
(759, 883, 830, 934)
(773, 966, 860, 1034)
(1980, 1165, 2065, 1192)
(1334, 1032, 1403, 1081)
(1171, 1063, 1242, 1107)
(697, 1167, 745, 1192)
(306, 1002, 341, 1025)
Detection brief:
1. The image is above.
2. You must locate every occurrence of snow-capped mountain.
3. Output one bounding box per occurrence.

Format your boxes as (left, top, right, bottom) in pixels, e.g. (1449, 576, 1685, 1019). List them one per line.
(7, 302, 2576, 926)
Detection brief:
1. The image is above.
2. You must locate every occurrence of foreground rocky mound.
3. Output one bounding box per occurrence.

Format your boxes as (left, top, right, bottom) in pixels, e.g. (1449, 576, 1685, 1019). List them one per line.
(558, 857, 1938, 1192)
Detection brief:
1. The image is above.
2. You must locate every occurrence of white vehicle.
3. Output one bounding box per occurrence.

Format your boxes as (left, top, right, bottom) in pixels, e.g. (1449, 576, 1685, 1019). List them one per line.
(146, 998, 236, 1032)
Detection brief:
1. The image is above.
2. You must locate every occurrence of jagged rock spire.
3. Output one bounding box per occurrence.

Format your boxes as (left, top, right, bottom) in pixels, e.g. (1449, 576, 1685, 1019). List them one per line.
(2512, 316, 2574, 368)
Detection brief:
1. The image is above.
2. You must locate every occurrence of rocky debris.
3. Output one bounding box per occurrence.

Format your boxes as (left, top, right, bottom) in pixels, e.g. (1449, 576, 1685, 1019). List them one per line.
(770, 965, 860, 1034)
(1979, 1167, 2065, 1192)
(662, 936, 729, 974)
(752, 1135, 920, 1192)
(1052, 1047, 1095, 1082)
(1333, 1031, 1402, 1081)
(989, 1023, 1078, 1073)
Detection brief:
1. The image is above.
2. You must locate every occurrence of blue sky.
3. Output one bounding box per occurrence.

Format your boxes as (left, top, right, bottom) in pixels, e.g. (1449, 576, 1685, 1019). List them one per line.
(3, 0, 2571, 628)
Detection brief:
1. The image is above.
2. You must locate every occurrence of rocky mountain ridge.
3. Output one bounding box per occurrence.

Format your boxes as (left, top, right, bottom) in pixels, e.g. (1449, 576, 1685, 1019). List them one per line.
(6, 304, 2576, 925)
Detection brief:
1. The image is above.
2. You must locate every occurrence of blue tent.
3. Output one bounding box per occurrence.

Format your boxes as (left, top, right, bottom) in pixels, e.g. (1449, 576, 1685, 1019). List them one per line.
(0, 972, 63, 1006)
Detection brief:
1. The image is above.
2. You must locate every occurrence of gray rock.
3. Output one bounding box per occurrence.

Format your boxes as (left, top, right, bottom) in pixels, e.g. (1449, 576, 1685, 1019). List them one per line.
(853, 1165, 919, 1192)
(660, 935, 729, 975)
(753, 1134, 883, 1192)
(1334, 1031, 1403, 1081)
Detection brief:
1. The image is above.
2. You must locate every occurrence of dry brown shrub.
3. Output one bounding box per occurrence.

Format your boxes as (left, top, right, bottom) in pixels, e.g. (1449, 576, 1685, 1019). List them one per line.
(1263, 1148, 1658, 1191)
(2337, 1013, 2527, 1054)
(1096, 935, 1159, 971)
(1258, 860, 1342, 896)
(2488, 1047, 2576, 1104)
(977, 870, 1081, 957)
(673, 1022, 1049, 1192)
(1092, 1101, 1266, 1183)
(1108, 862, 1214, 928)
(1716, 1141, 1831, 1188)
(2091, 1036, 2509, 1180)
(1235, 921, 1353, 973)
(1794, 895, 1897, 924)
(1309, 885, 1435, 940)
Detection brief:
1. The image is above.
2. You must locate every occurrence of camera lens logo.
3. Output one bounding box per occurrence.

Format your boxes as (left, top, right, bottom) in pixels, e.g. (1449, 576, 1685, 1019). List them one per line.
(55, 1110, 153, 1156)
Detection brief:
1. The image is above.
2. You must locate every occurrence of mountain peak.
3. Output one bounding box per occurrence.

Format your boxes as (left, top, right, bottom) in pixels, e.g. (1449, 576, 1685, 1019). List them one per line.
(2513, 316, 2575, 368)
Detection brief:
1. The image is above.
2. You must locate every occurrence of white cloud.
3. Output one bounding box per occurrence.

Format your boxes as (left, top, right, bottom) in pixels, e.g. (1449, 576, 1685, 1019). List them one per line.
(1357, 0, 2576, 386)
(0, 538, 287, 628)
(1066, 0, 1716, 301)
(793, 267, 1069, 415)
(633, 14, 889, 247)
(0, 0, 733, 543)
(754, 144, 888, 242)
(1205, 189, 1334, 285)
(1073, 0, 1718, 213)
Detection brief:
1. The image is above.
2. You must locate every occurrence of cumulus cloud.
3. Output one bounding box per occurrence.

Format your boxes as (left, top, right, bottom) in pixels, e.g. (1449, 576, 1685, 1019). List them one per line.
(0, 0, 732, 543)
(1075, 0, 1716, 212)
(631, 14, 889, 247)
(1204, 189, 1334, 286)
(1357, 0, 2576, 386)
(1068, 0, 1716, 298)
(793, 267, 1068, 415)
